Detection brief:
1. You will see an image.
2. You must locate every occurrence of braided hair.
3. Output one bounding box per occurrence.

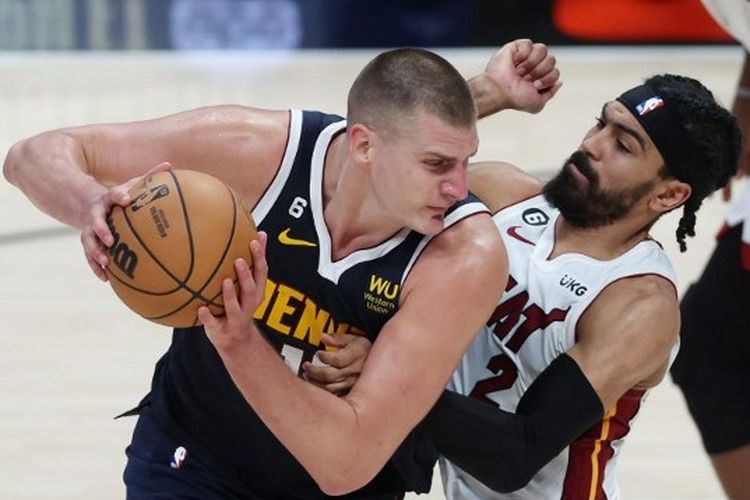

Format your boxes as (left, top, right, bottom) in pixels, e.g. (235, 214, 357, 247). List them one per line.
(645, 74, 741, 252)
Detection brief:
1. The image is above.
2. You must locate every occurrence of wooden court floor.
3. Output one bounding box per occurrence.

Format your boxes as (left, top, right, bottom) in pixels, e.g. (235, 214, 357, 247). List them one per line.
(0, 46, 741, 499)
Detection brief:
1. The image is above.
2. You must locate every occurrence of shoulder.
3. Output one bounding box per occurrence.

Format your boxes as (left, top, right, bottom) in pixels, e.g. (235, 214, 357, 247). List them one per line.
(600, 273, 677, 309)
(580, 274, 679, 342)
(468, 162, 543, 213)
(183, 105, 290, 143)
(404, 212, 507, 300)
(162, 105, 292, 206)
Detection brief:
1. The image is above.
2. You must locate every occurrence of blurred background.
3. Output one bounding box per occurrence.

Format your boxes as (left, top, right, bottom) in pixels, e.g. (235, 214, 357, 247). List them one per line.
(0, 0, 737, 50)
(0, 1, 743, 499)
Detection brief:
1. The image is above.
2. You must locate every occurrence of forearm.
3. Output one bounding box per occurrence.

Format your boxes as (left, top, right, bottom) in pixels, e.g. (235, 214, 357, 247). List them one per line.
(468, 74, 507, 119)
(3, 132, 105, 228)
(218, 328, 406, 495)
(421, 354, 603, 493)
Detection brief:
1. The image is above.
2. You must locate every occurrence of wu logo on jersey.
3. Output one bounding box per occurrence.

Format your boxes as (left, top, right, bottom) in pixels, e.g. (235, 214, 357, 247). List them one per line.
(363, 275, 399, 315)
(636, 96, 664, 116)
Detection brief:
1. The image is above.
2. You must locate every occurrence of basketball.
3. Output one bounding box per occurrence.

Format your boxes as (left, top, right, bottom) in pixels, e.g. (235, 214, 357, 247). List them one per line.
(104, 169, 257, 327)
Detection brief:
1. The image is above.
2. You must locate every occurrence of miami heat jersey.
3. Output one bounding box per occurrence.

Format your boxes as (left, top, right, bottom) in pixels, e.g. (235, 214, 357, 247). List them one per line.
(440, 194, 677, 500)
(145, 110, 488, 498)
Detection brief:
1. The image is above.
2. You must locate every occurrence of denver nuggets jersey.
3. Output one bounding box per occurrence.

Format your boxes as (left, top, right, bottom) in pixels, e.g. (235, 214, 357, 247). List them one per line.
(145, 110, 487, 499)
(440, 194, 677, 500)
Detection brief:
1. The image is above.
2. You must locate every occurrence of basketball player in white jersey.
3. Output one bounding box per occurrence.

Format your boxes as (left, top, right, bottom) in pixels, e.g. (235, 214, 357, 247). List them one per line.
(412, 75, 740, 499)
(670, 1, 750, 497)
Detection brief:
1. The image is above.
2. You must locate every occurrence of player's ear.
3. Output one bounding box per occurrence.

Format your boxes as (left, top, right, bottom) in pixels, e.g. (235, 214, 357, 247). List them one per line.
(348, 123, 374, 164)
(650, 178, 691, 214)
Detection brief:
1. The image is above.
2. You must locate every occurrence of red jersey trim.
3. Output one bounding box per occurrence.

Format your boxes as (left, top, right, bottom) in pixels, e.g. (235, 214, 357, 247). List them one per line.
(561, 388, 646, 499)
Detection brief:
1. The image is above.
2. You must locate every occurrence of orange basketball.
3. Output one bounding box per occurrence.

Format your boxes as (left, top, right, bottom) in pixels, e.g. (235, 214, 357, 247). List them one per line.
(104, 169, 257, 327)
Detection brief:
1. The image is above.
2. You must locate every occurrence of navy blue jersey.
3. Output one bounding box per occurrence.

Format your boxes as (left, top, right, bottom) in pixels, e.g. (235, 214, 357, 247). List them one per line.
(143, 110, 488, 498)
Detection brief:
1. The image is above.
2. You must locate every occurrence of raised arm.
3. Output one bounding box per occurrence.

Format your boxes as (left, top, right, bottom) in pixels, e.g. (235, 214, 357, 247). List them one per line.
(203, 213, 507, 495)
(3, 105, 290, 278)
(470, 39, 562, 119)
(422, 274, 678, 492)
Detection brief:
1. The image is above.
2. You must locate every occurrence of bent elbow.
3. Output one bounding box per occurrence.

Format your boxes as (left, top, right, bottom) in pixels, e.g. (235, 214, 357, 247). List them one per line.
(3, 140, 24, 186)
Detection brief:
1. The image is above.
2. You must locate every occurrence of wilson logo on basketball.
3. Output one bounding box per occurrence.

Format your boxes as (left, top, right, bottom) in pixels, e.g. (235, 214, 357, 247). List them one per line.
(106, 216, 139, 278)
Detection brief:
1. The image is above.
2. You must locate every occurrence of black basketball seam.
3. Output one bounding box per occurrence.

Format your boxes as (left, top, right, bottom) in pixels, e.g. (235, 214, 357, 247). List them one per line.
(195, 184, 240, 297)
(146, 276, 238, 323)
(172, 172, 236, 308)
(106, 269, 183, 295)
(171, 170, 198, 286)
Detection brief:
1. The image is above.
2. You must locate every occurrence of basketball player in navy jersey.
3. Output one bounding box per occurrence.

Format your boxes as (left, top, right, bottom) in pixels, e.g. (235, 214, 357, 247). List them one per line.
(323, 75, 740, 498)
(3, 41, 560, 498)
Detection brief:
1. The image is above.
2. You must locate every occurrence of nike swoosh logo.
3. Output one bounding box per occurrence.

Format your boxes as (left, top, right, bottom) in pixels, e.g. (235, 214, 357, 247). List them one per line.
(278, 228, 317, 247)
(506, 225, 535, 246)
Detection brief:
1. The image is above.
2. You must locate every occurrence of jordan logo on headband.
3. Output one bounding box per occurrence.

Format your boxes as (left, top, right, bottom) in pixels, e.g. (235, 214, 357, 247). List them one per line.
(636, 96, 664, 116)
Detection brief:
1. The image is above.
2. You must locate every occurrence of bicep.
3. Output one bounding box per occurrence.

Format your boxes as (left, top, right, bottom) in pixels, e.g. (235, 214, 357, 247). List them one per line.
(568, 277, 679, 410)
(74, 105, 290, 204)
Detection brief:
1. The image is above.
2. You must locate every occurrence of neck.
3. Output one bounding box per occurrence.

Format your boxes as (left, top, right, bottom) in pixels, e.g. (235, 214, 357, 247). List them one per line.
(550, 215, 653, 260)
(322, 135, 404, 259)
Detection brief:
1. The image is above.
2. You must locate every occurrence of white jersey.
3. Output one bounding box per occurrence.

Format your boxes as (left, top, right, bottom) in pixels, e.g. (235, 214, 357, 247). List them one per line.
(440, 195, 678, 500)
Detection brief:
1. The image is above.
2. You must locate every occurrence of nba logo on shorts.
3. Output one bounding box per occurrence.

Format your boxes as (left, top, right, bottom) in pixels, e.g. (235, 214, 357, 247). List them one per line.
(170, 446, 187, 469)
(636, 96, 664, 116)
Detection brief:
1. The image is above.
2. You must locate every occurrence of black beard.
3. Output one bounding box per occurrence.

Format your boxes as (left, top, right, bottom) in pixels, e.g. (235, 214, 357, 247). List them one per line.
(543, 150, 655, 228)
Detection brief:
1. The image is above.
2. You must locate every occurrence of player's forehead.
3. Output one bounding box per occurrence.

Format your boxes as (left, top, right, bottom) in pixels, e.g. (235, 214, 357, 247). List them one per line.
(602, 100, 661, 157)
(400, 109, 478, 157)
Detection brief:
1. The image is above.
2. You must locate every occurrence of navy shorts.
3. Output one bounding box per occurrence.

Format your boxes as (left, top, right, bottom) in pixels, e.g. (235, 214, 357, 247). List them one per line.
(671, 224, 750, 454)
(123, 406, 247, 499)
(123, 406, 409, 499)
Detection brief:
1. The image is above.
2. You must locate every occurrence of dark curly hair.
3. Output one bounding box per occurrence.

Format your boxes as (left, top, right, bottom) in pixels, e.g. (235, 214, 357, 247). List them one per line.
(645, 74, 741, 252)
